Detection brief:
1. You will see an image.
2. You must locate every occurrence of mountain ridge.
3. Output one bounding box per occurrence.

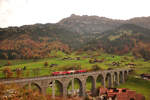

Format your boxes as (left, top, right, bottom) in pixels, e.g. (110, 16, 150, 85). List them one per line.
(58, 14, 150, 34)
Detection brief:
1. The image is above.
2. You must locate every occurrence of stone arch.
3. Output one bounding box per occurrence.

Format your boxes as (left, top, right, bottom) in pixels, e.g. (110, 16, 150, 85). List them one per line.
(85, 76, 96, 96)
(67, 79, 74, 97)
(119, 71, 123, 83)
(124, 71, 128, 81)
(113, 72, 118, 86)
(106, 73, 112, 88)
(68, 78, 83, 97)
(54, 80, 63, 96)
(23, 82, 42, 93)
(31, 82, 42, 93)
(96, 74, 104, 88)
(46, 81, 53, 95)
(45, 80, 63, 98)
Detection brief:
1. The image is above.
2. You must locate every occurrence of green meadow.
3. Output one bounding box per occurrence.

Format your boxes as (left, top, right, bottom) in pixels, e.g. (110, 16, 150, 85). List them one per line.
(0, 50, 150, 99)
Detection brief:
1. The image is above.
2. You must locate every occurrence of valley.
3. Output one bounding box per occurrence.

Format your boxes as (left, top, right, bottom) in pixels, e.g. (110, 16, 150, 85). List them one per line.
(0, 51, 150, 99)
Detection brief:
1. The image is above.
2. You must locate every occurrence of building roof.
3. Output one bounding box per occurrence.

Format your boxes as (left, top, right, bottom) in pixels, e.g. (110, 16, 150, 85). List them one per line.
(99, 88, 145, 100)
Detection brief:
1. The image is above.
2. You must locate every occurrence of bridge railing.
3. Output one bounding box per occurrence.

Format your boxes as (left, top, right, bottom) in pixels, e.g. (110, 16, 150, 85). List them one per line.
(0, 68, 131, 83)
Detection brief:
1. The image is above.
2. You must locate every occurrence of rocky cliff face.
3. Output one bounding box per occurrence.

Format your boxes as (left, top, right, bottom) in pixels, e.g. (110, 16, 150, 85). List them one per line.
(128, 16, 150, 29)
(58, 14, 150, 34)
(58, 14, 125, 34)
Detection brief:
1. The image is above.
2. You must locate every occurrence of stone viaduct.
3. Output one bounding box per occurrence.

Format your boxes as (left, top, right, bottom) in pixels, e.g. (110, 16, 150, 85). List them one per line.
(1, 68, 131, 99)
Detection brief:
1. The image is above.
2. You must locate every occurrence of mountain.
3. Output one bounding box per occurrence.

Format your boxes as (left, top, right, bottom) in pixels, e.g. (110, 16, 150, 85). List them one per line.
(128, 16, 150, 29)
(58, 14, 150, 34)
(1, 14, 150, 59)
(58, 14, 125, 34)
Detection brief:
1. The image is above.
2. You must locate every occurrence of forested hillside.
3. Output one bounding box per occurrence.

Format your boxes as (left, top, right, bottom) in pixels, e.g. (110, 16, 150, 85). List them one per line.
(1, 15, 150, 59)
(91, 24, 150, 60)
(0, 24, 79, 59)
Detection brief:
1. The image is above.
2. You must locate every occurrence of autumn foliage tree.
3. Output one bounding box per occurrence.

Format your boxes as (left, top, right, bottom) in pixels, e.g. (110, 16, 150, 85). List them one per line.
(91, 64, 102, 71)
(44, 62, 48, 67)
(7, 61, 11, 66)
(16, 68, 22, 78)
(25, 70, 30, 77)
(0, 83, 83, 100)
(0, 83, 47, 100)
(0, 34, 71, 59)
(3, 67, 13, 78)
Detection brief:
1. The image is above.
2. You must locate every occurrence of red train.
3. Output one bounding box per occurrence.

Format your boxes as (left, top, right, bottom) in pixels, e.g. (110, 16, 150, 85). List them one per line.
(52, 70, 87, 76)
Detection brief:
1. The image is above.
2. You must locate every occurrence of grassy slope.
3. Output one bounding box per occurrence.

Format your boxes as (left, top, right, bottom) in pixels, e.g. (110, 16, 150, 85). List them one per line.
(117, 76, 150, 100)
(0, 51, 150, 99)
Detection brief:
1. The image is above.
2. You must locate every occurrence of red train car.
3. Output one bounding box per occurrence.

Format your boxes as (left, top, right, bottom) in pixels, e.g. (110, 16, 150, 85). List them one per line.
(75, 70, 87, 73)
(52, 70, 87, 76)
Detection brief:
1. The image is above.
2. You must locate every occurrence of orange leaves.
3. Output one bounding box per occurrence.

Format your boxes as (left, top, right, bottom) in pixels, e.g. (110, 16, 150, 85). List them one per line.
(16, 68, 22, 78)
(0, 83, 46, 100)
(3, 67, 13, 78)
(0, 34, 70, 59)
(44, 62, 48, 67)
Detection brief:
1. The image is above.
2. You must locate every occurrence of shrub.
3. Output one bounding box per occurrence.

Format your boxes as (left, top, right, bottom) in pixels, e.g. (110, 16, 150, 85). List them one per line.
(60, 63, 81, 71)
(4, 61, 12, 66)
(7, 61, 11, 66)
(3, 67, 13, 78)
(89, 59, 94, 63)
(44, 62, 48, 67)
(16, 68, 22, 78)
(91, 64, 102, 71)
(26, 70, 30, 77)
(139, 49, 150, 60)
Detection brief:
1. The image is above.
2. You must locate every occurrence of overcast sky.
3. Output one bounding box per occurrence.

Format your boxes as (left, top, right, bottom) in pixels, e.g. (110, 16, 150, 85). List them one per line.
(0, 0, 150, 28)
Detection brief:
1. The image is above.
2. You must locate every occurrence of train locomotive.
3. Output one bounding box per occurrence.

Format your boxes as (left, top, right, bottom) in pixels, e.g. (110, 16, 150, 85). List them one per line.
(52, 70, 87, 76)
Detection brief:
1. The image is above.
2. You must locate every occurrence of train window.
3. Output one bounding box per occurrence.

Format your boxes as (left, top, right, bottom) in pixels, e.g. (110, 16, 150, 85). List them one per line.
(130, 98, 135, 100)
(122, 89, 126, 92)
